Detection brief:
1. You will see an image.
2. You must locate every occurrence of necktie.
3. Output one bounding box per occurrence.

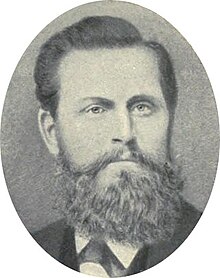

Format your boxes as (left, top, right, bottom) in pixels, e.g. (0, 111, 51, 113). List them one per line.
(78, 239, 126, 277)
(78, 239, 149, 277)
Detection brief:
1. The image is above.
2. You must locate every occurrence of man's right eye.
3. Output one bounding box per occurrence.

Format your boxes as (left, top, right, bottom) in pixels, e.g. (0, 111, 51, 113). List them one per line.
(86, 106, 106, 114)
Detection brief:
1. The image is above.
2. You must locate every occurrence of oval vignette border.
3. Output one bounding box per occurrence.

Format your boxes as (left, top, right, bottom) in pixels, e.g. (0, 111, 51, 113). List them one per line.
(0, 1, 219, 278)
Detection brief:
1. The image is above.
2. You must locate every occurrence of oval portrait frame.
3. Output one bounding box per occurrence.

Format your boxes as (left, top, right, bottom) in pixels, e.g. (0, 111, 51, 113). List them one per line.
(0, 1, 217, 277)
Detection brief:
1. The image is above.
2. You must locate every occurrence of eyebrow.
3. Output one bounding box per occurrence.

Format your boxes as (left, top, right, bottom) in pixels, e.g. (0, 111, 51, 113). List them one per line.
(82, 97, 115, 109)
(126, 94, 163, 109)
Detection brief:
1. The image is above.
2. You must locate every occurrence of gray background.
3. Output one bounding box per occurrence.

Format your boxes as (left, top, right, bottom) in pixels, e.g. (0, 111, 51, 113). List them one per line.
(1, 1, 219, 233)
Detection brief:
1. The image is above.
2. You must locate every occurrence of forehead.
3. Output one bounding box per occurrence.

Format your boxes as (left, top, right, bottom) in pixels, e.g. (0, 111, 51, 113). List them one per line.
(58, 46, 163, 102)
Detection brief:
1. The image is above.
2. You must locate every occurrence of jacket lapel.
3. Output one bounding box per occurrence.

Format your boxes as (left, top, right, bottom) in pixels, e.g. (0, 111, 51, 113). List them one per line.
(59, 225, 79, 271)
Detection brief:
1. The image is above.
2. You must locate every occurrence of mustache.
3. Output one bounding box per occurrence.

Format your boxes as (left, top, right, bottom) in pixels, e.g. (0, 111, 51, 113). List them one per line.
(58, 146, 165, 178)
(54, 147, 182, 246)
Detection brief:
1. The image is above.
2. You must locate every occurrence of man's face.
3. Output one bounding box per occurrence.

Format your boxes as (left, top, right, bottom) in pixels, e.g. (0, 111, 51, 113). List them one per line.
(47, 47, 180, 245)
(55, 47, 169, 178)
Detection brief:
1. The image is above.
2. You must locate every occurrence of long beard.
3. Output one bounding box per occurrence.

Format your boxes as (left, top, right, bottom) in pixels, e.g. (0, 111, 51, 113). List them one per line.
(53, 148, 183, 247)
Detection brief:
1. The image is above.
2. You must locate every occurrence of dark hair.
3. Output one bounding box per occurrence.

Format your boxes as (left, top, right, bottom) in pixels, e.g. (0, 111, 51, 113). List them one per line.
(34, 16, 177, 119)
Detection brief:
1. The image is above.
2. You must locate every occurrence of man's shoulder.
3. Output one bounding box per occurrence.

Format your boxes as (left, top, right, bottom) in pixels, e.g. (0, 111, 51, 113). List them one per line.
(32, 218, 68, 261)
(32, 199, 202, 270)
(179, 198, 202, 231)
(147, 199, 202, 268)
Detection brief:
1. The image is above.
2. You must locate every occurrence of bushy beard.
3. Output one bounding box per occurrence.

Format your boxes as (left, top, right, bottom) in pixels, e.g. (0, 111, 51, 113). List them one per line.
(53, 147, 183, 248)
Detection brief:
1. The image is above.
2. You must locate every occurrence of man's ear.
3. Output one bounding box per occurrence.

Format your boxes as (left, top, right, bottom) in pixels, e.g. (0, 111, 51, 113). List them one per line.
(38, 108, 59, 156)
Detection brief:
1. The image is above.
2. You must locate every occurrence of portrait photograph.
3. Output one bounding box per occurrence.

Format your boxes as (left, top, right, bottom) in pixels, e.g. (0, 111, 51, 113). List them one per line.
(0, 1, 219, 278)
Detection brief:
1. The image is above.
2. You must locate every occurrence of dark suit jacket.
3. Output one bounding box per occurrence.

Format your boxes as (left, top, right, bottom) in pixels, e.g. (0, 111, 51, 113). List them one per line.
(32, 199, 201, 275)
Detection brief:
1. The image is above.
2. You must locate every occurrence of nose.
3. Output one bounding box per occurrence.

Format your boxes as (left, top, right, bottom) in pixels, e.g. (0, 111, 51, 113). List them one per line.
(111, 110, 134, 145)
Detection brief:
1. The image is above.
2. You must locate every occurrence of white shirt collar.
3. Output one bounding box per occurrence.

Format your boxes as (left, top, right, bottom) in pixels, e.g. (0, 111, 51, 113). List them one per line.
(75, 232, 139, 269)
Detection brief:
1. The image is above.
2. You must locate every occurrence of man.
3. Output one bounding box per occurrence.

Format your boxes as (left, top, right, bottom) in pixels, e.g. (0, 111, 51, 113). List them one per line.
(33, 16, 201, 277)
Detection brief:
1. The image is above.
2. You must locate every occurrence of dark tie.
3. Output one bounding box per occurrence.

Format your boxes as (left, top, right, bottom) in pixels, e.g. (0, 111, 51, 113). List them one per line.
(78, 239, 125, 277)
(78, 239, 149, 277)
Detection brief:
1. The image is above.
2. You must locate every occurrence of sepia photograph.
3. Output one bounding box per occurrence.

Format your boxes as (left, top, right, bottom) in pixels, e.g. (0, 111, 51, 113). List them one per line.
(0, 1, 219, 278)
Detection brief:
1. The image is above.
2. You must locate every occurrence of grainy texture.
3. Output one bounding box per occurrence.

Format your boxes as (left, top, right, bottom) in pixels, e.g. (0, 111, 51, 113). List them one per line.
(1, 1, 219, 232)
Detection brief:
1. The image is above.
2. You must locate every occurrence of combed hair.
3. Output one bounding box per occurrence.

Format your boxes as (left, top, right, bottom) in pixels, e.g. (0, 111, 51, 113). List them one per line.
(34, 16, 177, 118)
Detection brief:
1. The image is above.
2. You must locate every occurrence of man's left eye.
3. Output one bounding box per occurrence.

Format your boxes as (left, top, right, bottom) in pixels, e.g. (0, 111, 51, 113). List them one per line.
(87, 106, 106, 114)
(132, 103, 152, 116)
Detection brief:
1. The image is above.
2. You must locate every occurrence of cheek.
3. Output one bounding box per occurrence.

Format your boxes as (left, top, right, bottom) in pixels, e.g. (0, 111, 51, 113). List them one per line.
(56, 116, 111, 166)
(134, 113, 169, 157)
